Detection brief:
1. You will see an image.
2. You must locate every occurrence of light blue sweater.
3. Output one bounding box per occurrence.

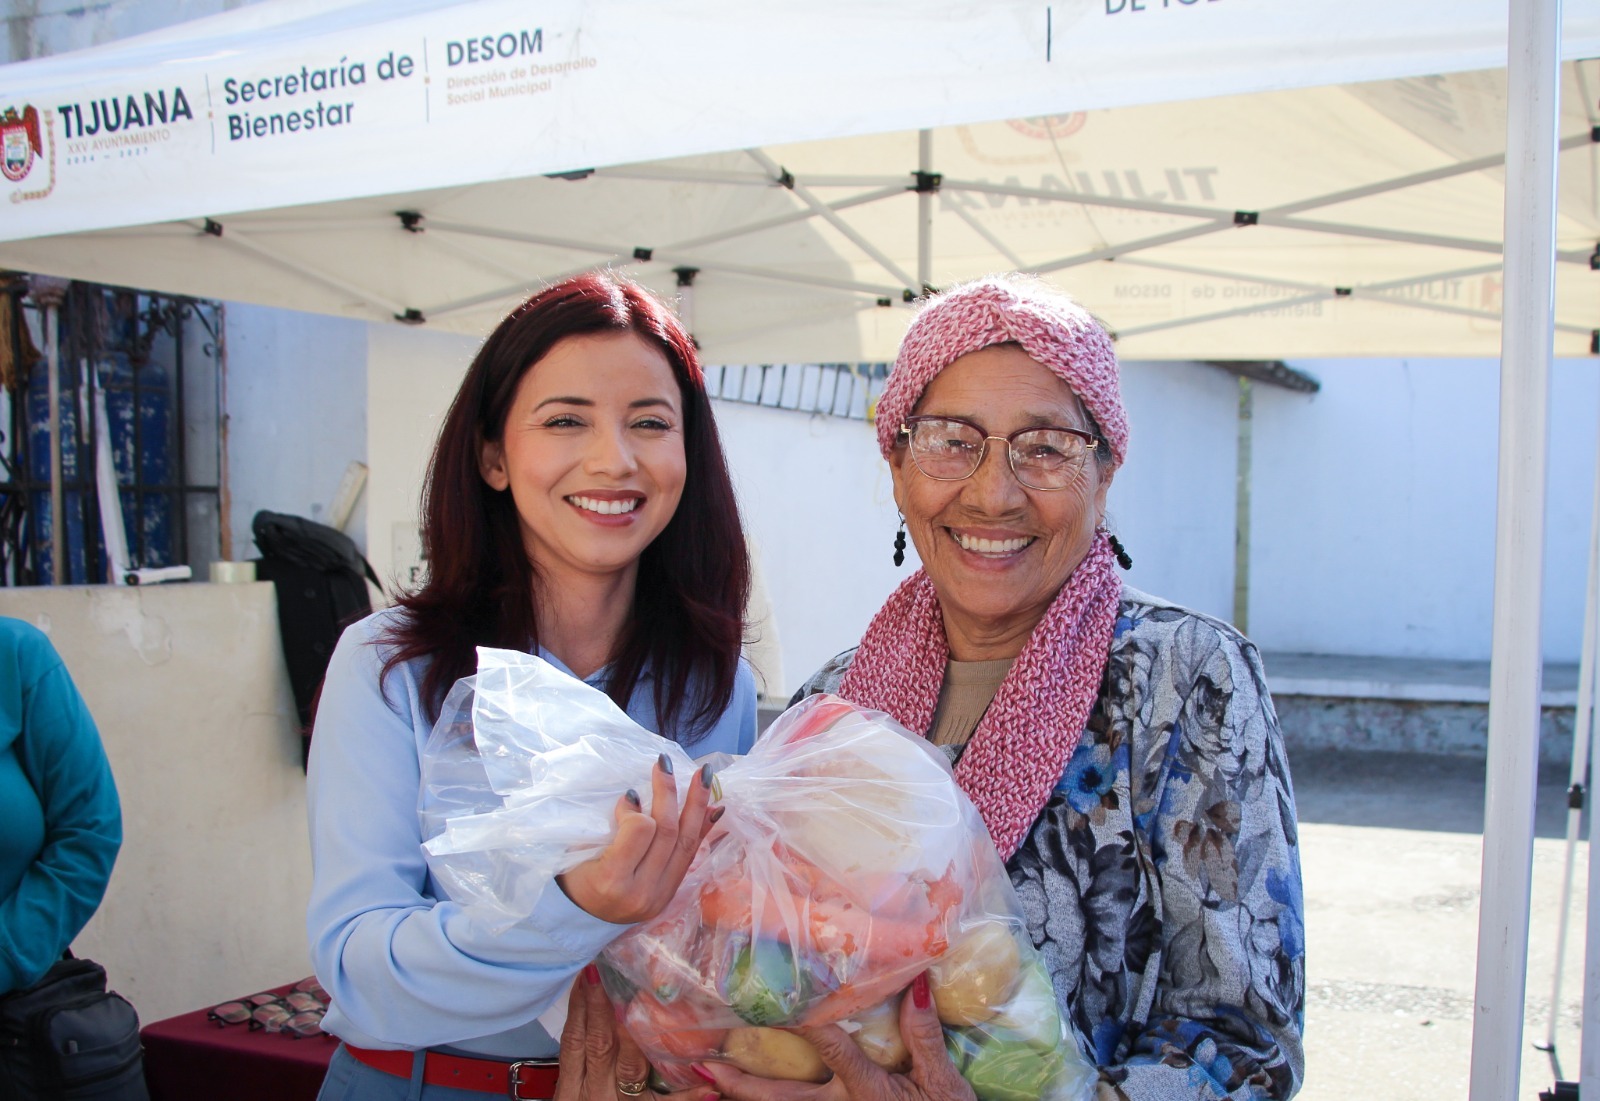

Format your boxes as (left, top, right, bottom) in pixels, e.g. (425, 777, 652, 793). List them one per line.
(0, 617, 121, 994)
(306, 607, 757, 1059)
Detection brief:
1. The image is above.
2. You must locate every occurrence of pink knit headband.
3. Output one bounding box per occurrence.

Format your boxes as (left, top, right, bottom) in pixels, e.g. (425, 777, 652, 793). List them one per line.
(874, 277, 1128, 468)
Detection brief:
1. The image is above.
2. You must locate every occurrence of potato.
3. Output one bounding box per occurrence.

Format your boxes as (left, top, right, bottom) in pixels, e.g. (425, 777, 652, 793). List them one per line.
(930, 922, 1023, 1026)
(723, 1026, 831, 1083)
(845, 995, 912, 1073)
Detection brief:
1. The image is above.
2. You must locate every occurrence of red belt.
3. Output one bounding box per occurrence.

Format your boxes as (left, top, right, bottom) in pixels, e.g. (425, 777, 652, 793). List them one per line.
(347, 1044, 560, 1099)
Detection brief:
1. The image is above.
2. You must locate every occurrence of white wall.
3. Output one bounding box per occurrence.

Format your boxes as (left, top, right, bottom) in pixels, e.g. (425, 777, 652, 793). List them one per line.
(226, 303, 369, 560)
(1112, 359, 1243, 624)
(0, 582, 310, 1021)
(716, 405, 903, 698)
(1251, 356, 1598, 662)
(364, 322, 480, 591)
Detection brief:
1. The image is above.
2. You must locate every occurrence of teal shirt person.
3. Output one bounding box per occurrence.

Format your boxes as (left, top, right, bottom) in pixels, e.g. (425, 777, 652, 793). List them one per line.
(0, 617, 121, 993)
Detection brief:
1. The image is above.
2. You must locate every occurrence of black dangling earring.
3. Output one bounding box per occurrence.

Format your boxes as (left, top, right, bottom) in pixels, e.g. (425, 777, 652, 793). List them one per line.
(1106, 532, 1133, 571)
(892, 516, 907, 567)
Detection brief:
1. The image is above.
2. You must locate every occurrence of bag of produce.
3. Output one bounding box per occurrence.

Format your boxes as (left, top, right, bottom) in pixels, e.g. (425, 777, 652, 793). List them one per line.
(420, 648, 1097, 1101)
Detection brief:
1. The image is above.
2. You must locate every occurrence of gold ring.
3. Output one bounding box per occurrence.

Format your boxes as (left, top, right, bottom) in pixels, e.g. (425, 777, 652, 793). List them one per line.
(617, 1079, 648, 1097)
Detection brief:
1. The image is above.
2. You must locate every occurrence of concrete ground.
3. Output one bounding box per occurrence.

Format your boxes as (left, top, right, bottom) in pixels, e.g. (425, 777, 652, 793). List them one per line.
(1294, 746, 1585, 1100)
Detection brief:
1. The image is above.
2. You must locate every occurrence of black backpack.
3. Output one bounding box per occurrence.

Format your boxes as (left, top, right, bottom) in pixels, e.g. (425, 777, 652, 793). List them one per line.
(0, 955, 147, 1100)
(251, 510, 383, 767)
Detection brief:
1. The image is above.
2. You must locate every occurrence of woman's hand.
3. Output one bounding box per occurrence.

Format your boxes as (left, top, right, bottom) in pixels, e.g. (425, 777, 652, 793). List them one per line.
(697, 975, 975, 1101)
(558, 756, 721, 925)
(557, 963, 716, 1101)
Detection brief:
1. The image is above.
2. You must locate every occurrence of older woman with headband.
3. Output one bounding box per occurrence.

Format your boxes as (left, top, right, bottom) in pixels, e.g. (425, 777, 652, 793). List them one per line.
(704, 275, 1304, 1101)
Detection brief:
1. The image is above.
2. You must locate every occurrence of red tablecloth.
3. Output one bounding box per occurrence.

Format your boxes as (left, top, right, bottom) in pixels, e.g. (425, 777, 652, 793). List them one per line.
(140, 983, 336, 1101)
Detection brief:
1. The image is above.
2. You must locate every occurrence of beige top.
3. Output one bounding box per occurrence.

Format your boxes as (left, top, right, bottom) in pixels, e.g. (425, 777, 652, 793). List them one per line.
(928, 657, 1015, 747)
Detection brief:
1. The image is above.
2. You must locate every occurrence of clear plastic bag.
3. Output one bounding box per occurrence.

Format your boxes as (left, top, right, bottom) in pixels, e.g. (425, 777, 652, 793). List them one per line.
(419, 647, 700, 927)
(419, 648, 1097, 1101)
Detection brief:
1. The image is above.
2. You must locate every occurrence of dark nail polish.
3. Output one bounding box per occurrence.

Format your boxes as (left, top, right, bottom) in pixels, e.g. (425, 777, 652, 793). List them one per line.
(700, 763, 714, 788)
(625, 789, 641, 808)
(709, 806, 726, 824)
(658, 752, 674, 776)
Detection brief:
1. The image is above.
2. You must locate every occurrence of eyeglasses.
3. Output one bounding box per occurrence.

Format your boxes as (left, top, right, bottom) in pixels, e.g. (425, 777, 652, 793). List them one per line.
(898, 415, 1101, 491)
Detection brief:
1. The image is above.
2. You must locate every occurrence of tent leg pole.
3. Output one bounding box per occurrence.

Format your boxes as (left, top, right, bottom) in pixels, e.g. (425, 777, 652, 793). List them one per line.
(917, 129, 932, 295)
(1467, 2, 1561, 1099)
(1541, 418, 1599, 1075)
(1566, 386, 1600, 1086)
(1539, 393, 1600, 1076)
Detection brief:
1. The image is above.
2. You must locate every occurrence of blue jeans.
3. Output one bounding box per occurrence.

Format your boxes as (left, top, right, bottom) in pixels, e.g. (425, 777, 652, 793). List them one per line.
(316, 1045, 519, 1101)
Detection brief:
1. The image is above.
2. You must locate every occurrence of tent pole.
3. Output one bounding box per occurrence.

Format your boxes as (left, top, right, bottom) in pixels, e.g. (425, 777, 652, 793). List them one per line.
(1541, 427, 1597, 1073)
(1467, 0, 1561, 1098)
(918, 129, 933, 294)
(1573, 388, 1600, 1088)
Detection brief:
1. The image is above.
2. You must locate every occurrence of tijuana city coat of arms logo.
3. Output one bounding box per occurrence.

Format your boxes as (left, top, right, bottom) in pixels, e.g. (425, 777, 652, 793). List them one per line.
(2, 105, 42, 182)
(1005, 113, 1087, 140)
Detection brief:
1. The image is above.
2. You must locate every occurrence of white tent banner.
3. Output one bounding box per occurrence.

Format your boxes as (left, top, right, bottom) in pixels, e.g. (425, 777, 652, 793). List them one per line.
(3, 0, 1599, 241)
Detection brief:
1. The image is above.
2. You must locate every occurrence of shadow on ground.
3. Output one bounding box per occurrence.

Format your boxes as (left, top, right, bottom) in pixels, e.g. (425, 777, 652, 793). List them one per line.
(1289, 747, 1582, 838)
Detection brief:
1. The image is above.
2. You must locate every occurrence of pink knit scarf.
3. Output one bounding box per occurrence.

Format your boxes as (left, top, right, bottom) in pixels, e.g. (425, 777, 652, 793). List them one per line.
(838, 534, 1122, 860)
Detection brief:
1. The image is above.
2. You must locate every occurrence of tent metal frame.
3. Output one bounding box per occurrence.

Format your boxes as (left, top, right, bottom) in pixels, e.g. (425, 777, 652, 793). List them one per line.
(167, 122, 1599, 343)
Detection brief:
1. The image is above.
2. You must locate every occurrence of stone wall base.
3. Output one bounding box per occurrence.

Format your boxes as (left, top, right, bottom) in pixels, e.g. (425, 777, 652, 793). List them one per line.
(1275, 695, 1578, 767)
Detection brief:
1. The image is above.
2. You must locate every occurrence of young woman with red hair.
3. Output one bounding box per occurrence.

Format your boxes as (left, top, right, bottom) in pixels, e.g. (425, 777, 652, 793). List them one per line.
(305, 272, 755, 1101)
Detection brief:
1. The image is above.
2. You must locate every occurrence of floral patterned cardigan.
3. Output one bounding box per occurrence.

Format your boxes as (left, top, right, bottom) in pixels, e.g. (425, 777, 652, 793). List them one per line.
(794, 586, 1305, 1100)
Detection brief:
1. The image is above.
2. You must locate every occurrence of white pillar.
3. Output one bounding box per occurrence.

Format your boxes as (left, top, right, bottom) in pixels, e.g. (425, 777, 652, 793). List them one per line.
(917, 129, 933, 294)
(1467, 1, 1561, 1098)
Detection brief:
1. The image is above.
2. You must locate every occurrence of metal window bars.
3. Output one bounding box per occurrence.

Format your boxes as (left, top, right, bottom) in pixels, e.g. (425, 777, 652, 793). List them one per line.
(706, 362, 891, 422)
(0, 277, 225, 586)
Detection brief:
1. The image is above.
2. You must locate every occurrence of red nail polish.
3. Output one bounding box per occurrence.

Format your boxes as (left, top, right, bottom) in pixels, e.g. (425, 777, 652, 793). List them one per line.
(584, 964, 601, 986)
(703, 1092, 720, 1101)
(691, 1063, 717, 1084)
(912, 972, 931, 1009)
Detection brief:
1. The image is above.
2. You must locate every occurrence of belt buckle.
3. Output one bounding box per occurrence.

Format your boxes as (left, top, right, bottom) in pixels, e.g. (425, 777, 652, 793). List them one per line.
(508, 1058, 557, 1100)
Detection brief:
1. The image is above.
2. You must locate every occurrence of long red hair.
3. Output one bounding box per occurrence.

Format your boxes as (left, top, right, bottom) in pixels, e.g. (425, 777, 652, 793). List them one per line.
(382, 272, 749, 741)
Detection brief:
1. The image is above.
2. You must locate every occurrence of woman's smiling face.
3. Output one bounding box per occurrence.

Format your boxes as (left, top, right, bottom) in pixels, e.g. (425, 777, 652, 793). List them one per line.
(890, 343, 1112, 655)
(479, 330, 687, 586)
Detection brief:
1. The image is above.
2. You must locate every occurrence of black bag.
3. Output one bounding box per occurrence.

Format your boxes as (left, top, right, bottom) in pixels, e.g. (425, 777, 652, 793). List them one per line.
(251, 511, 383, 767)
(0, 956, 148, 1101)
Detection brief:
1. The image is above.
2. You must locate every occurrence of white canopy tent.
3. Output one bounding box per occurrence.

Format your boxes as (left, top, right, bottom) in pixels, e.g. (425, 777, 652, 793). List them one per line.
(1, 2, 1598, 1096)
(0, 1, 1596, 361)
